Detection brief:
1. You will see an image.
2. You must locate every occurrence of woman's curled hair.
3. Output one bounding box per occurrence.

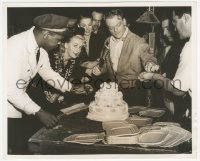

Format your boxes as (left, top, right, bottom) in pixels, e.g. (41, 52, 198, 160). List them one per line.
(63, 27, 85, 43)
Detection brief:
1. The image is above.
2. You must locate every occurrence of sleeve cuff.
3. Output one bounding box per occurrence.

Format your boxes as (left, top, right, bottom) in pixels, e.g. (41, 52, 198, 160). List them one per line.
(23, 101, 41, 115)
(61, 81, 72, 92)
(170, 80, 187, 92)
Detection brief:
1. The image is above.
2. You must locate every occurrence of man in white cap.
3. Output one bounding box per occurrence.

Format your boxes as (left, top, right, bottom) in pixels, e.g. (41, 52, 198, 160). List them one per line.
(7, 13, 85, 154)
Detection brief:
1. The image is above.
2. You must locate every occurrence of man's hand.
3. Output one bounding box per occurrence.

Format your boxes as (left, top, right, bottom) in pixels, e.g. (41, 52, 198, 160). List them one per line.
(70, 83, 93, 95)
(81, 76, 91, 83)
(58, 96, 64, 103)
(36, 109, 58, 128)
(138, 72, 154, 81)
(44, 91, 60, 103)
(92, 65, 101, 76)
(84, 84, 94, 94)
(85, 68, 93, 76)
(145, 62, 159, 72)
(80, 60, 99, 69)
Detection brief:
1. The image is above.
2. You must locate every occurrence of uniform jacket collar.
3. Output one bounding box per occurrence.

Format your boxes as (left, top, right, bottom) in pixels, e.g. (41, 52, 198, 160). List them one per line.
(27, 27, 39, 54)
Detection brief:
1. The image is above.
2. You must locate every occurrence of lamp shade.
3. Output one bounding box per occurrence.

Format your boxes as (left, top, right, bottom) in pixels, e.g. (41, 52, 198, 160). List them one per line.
(136, 10, 160, 25)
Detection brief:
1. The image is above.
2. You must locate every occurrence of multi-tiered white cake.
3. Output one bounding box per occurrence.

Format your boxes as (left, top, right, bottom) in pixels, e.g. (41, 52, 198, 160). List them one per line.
(87, 82, 129, 122)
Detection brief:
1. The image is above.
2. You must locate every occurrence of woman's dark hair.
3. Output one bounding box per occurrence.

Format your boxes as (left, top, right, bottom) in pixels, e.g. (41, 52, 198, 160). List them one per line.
(62, 27, 85, 43)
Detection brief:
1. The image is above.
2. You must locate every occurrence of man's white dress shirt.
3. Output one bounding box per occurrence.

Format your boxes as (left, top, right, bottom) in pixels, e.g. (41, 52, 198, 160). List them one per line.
(172, 39, 192, 96)
(109, 27, 128, 72)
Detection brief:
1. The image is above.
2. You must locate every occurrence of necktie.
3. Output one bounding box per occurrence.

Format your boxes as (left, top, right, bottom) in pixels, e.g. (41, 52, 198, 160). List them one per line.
(36, 48, 40, 64)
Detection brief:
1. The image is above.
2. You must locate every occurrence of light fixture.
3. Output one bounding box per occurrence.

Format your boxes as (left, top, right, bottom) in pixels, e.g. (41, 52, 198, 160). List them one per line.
(136, 7, 160, 25)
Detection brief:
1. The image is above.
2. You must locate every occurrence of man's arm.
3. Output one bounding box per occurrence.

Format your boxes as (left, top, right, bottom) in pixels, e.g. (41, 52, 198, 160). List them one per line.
(153, 41, 191, 96)
(7, 40, 58, 127)
(92, 38, 110, 76)
(7, 40, 41, 115)
(139, 72, 187, 97)
(139, 40, 191, 97)
(138, 42, 159, 72)
(172, 41, 191, 94)
(153, 73, 187, 96)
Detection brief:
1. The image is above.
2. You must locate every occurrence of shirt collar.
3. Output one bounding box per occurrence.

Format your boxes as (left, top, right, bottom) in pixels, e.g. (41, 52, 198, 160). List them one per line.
(111, 27, 129, 42)
(84, 35, 91, 43)
(27, 26, 39, 54)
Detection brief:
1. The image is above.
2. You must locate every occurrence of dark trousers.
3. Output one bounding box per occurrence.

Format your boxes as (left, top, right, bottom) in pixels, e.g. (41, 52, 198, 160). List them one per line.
(8, 116, 42, 154)
(121, 86, 146, 106)
(173, 93, 192, 131)
(120, 81, 165, 107)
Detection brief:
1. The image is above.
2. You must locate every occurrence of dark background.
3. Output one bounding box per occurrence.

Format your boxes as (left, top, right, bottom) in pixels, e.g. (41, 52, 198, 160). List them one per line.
(7, 7, 176, 38)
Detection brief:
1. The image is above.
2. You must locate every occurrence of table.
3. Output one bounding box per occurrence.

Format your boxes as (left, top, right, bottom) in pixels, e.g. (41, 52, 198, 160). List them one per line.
(28, 107, 191, 154)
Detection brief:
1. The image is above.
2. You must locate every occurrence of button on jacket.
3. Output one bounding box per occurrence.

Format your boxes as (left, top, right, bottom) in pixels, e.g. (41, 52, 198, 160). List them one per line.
(7, 27, 72, 118)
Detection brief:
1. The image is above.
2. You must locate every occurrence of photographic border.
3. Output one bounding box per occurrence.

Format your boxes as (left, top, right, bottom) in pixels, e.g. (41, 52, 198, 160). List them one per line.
(1, 0, 199, 160)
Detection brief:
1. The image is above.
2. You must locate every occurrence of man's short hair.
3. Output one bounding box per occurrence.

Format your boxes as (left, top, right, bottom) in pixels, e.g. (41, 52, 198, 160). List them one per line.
(159, 9, 174, 34)
(92, 9, 104, 15)
(105, 9, 124, 20)
(160, 8, 173, 21)
(173, 7, 191, 18)
(78, 12, 92, 23)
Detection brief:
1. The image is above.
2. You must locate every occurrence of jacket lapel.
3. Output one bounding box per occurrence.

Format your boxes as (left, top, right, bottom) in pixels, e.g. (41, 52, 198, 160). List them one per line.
(117, 30, 131, 73)
(102, 38, 116, 77)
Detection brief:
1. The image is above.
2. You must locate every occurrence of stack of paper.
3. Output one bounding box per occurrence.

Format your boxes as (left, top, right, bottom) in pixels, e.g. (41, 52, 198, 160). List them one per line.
(138, 124, 192, 148)
(102, 120, 191, 147)
(63, 132, 105, 145)
(139, 108, 166, 117)
(104, 122, 139, 144)
(60, 103, 88, 115)
(126, 115, 152, 127)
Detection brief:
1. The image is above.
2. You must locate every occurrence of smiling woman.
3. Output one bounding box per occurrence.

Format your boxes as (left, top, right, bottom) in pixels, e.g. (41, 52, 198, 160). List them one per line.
(43, 27, 86, 104)
(62, 29, 85, 60)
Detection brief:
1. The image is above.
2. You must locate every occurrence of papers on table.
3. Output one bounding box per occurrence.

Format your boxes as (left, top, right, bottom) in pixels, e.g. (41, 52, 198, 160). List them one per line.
(63, 132, 105, 145)
(60, 103, 88, 115)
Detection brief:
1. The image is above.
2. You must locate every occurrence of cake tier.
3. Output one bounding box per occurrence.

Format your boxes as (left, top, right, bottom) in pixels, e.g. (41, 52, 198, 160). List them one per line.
(99, 82, 119, 92)
(87, 82, 129, 122)
(87, 101, 129, 122)
(87, 111, 129, 122)
(94, 91, 123, 106)
(89, 101, 128, 111)
(95, 97, 124, 106)
(95, 90, 122, 97)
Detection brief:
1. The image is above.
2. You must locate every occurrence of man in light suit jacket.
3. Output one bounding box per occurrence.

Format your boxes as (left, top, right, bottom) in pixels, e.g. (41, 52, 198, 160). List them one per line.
(93, 9, 159, 106)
